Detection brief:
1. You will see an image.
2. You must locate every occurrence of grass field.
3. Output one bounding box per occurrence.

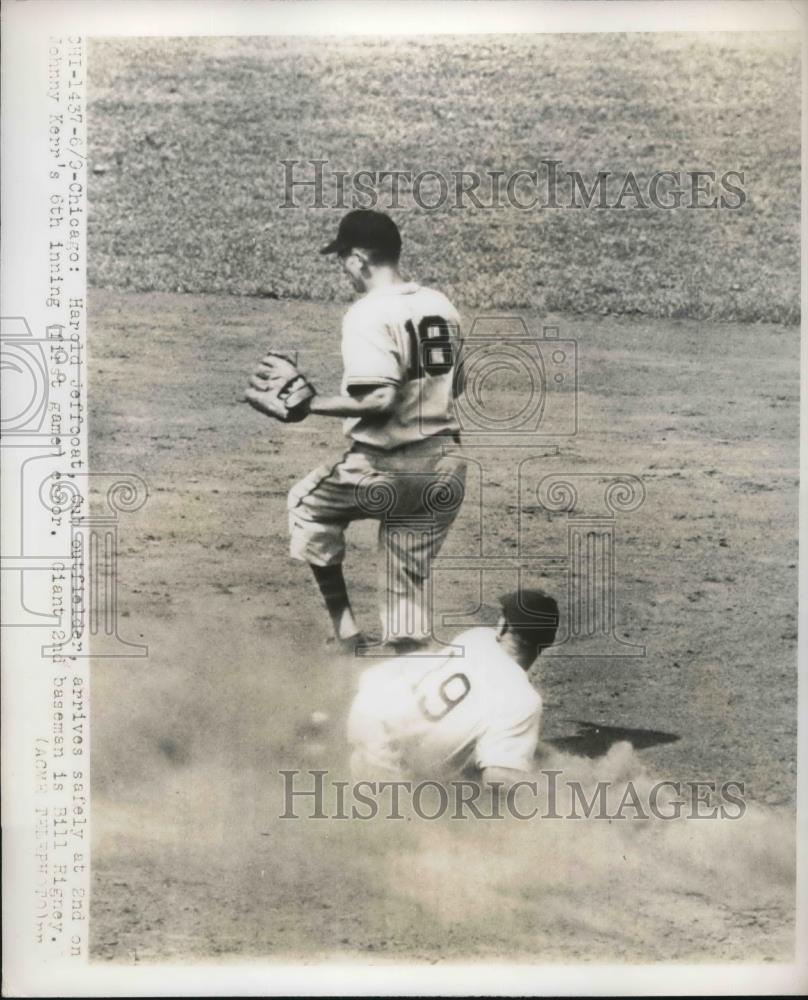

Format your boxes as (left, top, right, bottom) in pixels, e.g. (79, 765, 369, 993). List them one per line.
(87, 34, 800, 322)
(88, 288, 798, 963)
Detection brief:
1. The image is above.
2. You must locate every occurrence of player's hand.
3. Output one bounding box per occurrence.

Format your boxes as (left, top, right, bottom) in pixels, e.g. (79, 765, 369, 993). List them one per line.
(248, 369, 272, 390)
(248, 351, 301, 388)
(242, 350, 315, 423)
(243, 384, 290, 419)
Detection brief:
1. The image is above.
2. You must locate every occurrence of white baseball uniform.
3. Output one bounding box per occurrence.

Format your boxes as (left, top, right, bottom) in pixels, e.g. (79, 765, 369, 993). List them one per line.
(288, 283, 467, 642)
(348, 627, 542, 780)
(338, 282, 462, 448)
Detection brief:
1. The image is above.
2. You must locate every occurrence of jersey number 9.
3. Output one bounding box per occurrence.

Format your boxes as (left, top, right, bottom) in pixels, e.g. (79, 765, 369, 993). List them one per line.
(405, 315, 455, 380)
(417, 671, 471, 722)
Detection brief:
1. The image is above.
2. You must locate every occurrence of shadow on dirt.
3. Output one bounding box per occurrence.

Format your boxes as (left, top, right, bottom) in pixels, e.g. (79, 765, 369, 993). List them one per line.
(546, 721, 681, 758)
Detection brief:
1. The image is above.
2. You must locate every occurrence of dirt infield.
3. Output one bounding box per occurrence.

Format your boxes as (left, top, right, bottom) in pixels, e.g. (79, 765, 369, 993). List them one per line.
(89, 288, 797, 963)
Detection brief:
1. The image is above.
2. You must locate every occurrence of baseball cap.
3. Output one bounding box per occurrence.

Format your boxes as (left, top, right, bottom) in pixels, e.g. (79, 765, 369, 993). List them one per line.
(320, 209, 402, 260)
(499, 589, 559, 648)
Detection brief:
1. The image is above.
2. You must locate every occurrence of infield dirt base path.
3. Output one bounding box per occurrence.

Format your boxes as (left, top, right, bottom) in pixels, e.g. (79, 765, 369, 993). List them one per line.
(89, 289, 797, 963)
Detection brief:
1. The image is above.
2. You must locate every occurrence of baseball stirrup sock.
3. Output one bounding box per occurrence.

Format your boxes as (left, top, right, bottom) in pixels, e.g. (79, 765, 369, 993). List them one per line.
(310, 564, 359, 640)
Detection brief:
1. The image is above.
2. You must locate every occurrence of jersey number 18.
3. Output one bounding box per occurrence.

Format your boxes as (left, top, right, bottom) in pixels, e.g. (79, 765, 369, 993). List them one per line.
(405, 315, 455, 380)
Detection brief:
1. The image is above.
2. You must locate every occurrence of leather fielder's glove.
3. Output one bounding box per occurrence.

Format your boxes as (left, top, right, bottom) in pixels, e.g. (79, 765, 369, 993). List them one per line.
(244, 351, 315, 423)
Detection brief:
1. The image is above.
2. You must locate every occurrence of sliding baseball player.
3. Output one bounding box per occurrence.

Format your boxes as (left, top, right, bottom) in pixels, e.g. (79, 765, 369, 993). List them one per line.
(348, 589, 560, 784)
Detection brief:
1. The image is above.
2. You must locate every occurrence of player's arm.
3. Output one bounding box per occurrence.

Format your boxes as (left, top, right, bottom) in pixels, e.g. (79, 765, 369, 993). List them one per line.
(475, 703, 541, 790)
(308, 383, 399, 418)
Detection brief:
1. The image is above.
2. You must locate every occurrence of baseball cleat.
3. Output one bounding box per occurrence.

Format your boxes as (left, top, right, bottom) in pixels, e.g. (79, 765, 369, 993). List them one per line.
(378, 637, 431, 655)
(325, 632, 372, 656)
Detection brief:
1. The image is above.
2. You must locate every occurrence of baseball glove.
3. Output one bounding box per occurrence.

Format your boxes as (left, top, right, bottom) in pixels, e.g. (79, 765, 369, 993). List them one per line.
(244, 351, 316, 423)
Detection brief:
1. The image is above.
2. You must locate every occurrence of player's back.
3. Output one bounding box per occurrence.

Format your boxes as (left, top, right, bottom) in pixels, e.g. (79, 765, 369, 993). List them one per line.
(348, 628, 542, 780)
(340, 282, 462, 449)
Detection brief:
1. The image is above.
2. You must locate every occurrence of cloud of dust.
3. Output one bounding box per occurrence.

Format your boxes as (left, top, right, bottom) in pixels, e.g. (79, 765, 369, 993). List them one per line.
(382, 744, 795, 960)
(92, 634, 795, 962)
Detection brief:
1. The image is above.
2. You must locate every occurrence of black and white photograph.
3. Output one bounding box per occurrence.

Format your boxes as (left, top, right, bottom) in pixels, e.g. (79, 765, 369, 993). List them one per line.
(1, 1, 805, 995)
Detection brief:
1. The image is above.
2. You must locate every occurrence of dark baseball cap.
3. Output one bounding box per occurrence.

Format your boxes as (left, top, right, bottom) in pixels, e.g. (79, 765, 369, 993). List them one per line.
(320, 209, 402, 259)
(499, 589, 559, 648)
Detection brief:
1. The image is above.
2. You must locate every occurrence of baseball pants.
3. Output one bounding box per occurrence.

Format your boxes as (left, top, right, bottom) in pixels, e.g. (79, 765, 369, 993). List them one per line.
(288, 436, 467, 643)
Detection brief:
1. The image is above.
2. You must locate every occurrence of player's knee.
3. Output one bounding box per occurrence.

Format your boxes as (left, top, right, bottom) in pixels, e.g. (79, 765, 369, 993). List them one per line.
(288, 517, 345, 566)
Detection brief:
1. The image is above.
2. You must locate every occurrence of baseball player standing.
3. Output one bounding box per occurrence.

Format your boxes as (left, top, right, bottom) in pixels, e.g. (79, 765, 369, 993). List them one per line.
(246, 209, 466, 654)
(348, 589, 560, 785)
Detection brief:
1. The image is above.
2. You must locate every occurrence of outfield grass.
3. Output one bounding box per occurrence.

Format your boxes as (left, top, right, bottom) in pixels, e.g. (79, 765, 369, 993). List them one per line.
(88, 33, 799, 323)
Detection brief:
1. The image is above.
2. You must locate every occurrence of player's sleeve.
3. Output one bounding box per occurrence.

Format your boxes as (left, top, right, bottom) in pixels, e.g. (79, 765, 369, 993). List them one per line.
(474, 701, 541, 773)
(341, 307, 403, 390)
